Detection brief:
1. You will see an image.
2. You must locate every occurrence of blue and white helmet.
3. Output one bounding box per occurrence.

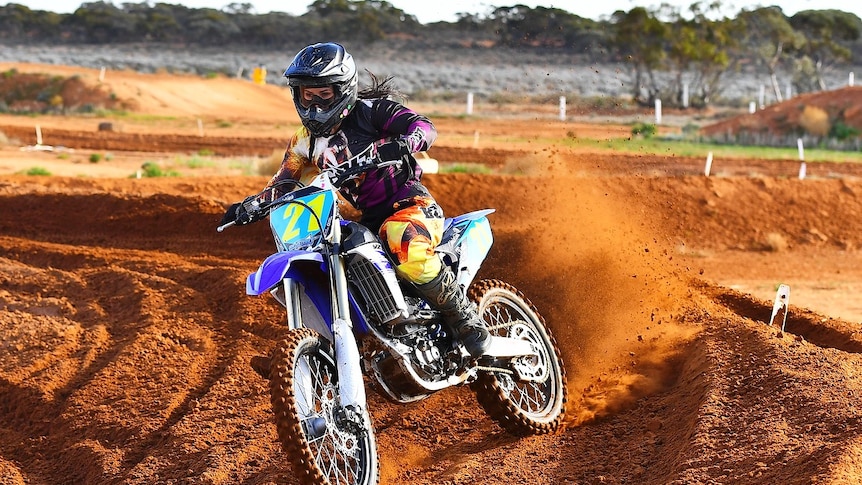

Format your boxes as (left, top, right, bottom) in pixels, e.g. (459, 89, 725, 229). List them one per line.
(283, 42, 358, 137)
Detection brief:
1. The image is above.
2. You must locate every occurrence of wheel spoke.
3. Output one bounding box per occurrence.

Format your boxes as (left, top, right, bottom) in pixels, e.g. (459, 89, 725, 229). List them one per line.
(272, 330, 377, 485)
(484, 294, 557, 415)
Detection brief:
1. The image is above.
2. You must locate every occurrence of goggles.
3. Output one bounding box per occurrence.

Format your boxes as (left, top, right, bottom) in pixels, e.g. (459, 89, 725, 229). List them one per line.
(297, 85, 337, 109)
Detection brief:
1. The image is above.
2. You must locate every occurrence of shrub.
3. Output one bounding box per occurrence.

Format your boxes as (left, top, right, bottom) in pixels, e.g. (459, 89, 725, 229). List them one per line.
(829, 121, 860, 141)
(798, 105, 829, 137)
(138, 162, 179, 177)
(631, 122, 657, 138)
(24, 167, 51, 176)
(89, 153, 102, 163)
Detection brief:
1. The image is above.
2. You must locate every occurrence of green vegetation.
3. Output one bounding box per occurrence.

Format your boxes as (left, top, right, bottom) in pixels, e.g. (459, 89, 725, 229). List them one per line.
(21, 167, 52, 176)
(179, 156, 214, 169)
(441, 163, 493, 174)
(137, 162, 179, 178)
(631, 122, 657, 138)
(575, 136, 862, 163)
(89, 153, 102, 163)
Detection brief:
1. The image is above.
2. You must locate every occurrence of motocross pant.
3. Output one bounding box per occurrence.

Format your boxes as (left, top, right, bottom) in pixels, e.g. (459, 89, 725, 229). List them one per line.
(378, 195, 444, 284)
(379, 195, 491, 357)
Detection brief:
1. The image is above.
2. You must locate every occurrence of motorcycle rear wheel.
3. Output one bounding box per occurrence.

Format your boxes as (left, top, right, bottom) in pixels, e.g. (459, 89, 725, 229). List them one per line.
(469, 279, 567, 435)
(268, 328, 380, 485)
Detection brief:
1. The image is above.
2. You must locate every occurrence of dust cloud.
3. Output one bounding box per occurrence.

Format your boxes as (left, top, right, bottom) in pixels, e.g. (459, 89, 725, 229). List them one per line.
(475, 153, 701, 425)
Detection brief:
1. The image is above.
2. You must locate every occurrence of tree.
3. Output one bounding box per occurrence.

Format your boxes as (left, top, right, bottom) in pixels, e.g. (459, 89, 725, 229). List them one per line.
(485, 5, 591, 48)
(790, 10, 862, 91)
(663, 2, 740, 107)
(0, 3, 63, 41)
(305, 0, 419, 42)
(611, 7, 668, 106)
(737, 6, 804, 102)
(68, 1, 139, 43)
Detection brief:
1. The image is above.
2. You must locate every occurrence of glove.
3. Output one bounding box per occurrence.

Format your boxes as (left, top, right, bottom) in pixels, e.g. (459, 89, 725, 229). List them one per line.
(220, 195, 260, 225)
(219, 202, 242, 225)
(376, 139, 410, 163)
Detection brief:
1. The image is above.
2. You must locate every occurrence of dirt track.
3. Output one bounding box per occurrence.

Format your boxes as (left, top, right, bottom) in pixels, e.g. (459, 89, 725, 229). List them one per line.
(2, 66, 862, 485)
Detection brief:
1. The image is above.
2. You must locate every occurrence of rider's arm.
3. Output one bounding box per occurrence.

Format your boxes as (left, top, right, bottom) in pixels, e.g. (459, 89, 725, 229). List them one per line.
(265, 127, 318, 198)
(371, 99, 437, 158)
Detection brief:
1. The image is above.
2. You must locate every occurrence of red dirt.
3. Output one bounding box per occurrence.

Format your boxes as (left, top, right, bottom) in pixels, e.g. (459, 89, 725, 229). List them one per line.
(2, 64, 862, 485)
(702, 86, 862, 139)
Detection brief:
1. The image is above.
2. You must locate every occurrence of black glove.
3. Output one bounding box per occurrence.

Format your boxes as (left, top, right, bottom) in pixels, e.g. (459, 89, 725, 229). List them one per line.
(220, 195, 260, 226)
(376, 139, 410, 163)
(219, 202, 242, 226)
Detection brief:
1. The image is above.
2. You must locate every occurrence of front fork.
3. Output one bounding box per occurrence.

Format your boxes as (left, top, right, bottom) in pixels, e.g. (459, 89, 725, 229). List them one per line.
(328, 239, 368, 417)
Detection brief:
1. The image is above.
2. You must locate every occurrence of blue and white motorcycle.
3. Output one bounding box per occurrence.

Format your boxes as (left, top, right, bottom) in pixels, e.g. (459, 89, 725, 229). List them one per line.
(218, 149, 567, 485)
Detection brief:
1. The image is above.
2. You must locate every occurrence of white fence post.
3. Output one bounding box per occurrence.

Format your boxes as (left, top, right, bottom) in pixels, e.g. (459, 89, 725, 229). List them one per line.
(797, 138, 806, 180)
(655, 99, 662, 125)
(682, 83, 689, 108)
(749, 101, 757, 114)
(559, 96, 566, 121)
(704, 152, 713, 177)
(466, 92, 474, 115)
(851, 72, 855, 87)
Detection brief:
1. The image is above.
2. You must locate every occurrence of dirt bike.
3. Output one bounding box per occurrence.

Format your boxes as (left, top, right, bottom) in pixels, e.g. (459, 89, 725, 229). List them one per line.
(218, 147, 567, 485)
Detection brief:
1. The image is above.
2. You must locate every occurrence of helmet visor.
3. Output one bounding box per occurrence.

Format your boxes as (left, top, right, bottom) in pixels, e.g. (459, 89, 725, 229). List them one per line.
(297, 85, 338, 109)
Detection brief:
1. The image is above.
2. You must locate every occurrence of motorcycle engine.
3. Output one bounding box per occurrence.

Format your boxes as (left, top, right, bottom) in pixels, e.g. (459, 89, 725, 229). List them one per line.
(363, 311, 459, 403)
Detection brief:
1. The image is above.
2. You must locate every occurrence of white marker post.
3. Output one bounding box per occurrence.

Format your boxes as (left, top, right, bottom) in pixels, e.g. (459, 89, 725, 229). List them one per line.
(655, 99, 662, 125)
(682, 83, 689, 108)
(99, 66, 106, 83)
(559, 96, 566, 121)
(704, 152, 713, 177)
(759, 84, 765, 109)
(35, 125, 43, 145)
(749, 101, 756, 114)
(769, 284, 791, 332)
(797, 138, 806, 180)
(466, 92, 474, 115)
(851, 72, 855, 87)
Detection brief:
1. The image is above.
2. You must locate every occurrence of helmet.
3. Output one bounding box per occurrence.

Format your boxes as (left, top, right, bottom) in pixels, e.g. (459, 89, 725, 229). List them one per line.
(283, 42, 358, 137)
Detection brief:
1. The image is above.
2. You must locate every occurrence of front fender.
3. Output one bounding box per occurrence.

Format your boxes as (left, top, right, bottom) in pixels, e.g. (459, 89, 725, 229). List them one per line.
(246, 251, 325, 296)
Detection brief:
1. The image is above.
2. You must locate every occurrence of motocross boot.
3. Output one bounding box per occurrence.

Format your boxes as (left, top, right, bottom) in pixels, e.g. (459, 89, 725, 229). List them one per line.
(415, 266, 491, 358)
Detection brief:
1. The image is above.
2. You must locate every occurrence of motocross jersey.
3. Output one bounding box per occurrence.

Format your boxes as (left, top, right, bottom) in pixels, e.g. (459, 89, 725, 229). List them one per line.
(268, 97, 437, 230)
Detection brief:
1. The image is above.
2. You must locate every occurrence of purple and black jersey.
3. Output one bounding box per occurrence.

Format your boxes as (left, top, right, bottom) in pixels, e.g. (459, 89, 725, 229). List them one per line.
(269, 97, 437, 228)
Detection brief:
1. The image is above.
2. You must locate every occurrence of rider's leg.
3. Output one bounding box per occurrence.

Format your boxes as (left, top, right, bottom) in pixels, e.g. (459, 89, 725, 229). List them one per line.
(413, 265, 491, 357)
(378, 196, 491, 358)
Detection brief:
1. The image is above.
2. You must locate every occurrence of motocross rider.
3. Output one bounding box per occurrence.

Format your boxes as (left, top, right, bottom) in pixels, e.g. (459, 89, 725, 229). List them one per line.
(221, 42, 491, 358)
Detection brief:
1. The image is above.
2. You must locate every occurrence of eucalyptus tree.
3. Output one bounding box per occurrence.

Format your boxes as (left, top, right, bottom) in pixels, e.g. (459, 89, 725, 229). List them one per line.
(790, 9, 862, 91)
(736, 6, 804, 102)
(662, 2, 739, 107)
(611, 6, 669, 106)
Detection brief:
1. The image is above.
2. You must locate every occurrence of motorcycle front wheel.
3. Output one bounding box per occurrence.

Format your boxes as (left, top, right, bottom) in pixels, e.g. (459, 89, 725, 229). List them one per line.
(469, 279, 568, 436)
(268, 328, 379, 485)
